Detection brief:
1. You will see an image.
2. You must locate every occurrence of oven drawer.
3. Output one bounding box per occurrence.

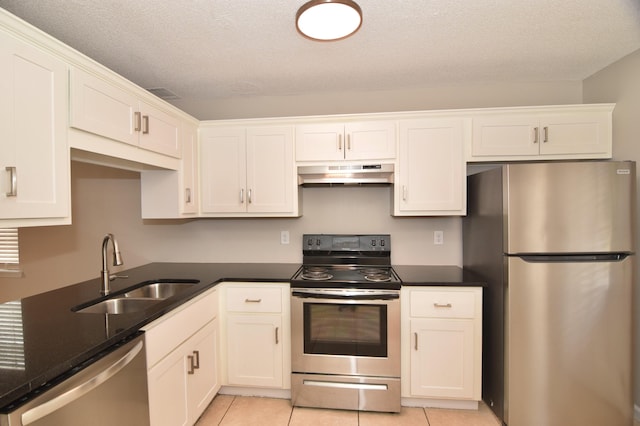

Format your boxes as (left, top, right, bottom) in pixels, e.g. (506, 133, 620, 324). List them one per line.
(409, 289, 477, 318)
(226, 286, 283, 313)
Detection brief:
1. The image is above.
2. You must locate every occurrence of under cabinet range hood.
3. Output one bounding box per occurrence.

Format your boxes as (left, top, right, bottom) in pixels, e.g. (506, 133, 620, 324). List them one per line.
(297, 164, 394, 186)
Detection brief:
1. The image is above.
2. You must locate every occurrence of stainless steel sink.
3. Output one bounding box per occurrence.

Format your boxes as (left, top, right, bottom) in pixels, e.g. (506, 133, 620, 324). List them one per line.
(75, 297, 159, 314)
(123, 282, 195, 299)
(73, 279, 199, 314)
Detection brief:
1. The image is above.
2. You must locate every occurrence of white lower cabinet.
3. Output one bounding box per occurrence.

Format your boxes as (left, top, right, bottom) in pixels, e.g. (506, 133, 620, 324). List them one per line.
(401, 287, 482, 408)
(220, 283, 290, 391)
(143, 289, 219, 426)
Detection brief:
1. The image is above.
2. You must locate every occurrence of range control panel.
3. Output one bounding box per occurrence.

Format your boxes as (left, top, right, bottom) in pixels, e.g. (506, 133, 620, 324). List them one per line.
(303, 234, 391, 252)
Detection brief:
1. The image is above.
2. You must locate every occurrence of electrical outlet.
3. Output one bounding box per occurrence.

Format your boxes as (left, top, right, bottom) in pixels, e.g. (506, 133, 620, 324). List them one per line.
(280, 230, 290, 245)
(434, 230, 444, 245)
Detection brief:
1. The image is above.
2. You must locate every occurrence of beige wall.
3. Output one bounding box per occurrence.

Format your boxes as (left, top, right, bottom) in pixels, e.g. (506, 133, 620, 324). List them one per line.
(173, 80, 583, 120)
(0, 79, 584, 304)
(583, 47, 640, 414)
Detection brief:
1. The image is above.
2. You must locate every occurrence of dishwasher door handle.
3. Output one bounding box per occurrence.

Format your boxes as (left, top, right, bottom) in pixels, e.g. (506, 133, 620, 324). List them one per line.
(21, 339, 144, 425)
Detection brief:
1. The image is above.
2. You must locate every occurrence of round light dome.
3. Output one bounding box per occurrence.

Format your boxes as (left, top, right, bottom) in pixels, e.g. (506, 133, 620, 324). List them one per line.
(296, 0, 363, 41)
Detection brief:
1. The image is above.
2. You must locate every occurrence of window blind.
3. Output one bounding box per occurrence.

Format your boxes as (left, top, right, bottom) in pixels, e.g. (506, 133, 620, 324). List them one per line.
(0, 228, 19, 268)
(0, 301, 25, 370)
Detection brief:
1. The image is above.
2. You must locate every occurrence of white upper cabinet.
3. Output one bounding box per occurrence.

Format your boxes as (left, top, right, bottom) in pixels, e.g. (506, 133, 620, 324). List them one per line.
(469, 105, 613, 161)
(140, 119, 199, 218)
(200, 125, 299, 217)
(394, 118, 468, 216)
(0, 29, 70, 227)
(296, 121, 396, 162)
(69, 67, 181, 159)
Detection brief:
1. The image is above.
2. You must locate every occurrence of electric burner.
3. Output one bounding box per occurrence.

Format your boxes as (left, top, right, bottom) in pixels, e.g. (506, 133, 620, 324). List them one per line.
(291, 234, 400, 290)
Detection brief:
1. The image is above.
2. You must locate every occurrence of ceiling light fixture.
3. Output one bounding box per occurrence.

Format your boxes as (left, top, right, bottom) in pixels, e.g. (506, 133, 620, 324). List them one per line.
(296, 0, 362, 41)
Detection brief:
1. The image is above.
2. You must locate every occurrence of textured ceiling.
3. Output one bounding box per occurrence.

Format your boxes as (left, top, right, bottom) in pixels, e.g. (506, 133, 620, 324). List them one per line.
(1, 0, 640, 119)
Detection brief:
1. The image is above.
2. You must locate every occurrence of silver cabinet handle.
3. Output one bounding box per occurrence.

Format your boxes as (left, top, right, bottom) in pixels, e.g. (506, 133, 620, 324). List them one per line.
(248, 189, 252, 204)
(240, 188, 244, 203)
(338, 134, 343, 151)
(414, 332, 418, 351)
(402, 185, 407, 201)
(142, 115, 150, 134)
(433, 302, 452, 308)
(533, 127, 539, 144)
(134, 111, 142, 132)
(543, 126, 548, 143)
(275, 327, 279, 345)
(347, 134, 351, 150)
(187, 355, 195, 375)
(185, 188, 191, 204)
(245, 298, 262, 303)
(5, 166, 17, 197)
(21, 340, 143, 425)
(192, 350, 200, 369)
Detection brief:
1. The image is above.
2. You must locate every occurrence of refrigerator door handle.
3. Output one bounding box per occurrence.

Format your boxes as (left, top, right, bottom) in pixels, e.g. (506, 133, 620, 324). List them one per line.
(517, 253, 630, 263)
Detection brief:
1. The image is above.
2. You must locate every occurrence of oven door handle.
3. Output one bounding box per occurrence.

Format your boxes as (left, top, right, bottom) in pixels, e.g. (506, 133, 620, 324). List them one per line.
(291, 290, 399, 301)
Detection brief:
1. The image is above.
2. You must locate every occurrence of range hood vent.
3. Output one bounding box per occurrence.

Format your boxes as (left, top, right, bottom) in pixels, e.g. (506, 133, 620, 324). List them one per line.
(298, 164, 394, 186)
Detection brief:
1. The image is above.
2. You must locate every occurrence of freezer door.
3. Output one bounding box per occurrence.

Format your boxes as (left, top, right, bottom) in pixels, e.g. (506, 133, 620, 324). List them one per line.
(505, 161, 635, 254)
(506, 255, 633, 426)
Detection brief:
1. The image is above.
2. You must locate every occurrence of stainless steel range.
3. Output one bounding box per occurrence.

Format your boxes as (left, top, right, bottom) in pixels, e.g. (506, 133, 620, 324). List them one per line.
(290, 234, 401, 413)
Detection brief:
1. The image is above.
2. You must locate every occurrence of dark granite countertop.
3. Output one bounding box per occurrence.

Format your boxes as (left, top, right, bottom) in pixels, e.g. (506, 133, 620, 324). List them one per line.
(0, 262, 483, 411)
(393, 265, 486, 286)
(0, 262, 300, 411)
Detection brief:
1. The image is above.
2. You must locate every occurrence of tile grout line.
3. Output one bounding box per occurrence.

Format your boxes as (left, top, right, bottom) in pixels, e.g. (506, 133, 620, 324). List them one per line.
(217, 395, 236, 426)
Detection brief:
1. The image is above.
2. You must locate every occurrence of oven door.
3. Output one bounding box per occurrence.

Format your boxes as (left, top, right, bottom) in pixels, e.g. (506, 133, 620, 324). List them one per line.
(291, 288, 400, 378)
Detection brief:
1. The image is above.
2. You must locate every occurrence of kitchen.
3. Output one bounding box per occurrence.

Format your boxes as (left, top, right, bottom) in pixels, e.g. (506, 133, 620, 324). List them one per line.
(1, 1, 640, 425)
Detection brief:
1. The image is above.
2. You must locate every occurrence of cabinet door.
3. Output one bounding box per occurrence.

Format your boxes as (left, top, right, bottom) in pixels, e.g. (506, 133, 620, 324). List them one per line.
(396, 119, 466, 215)
(246, 126, 295, 213)
(539, 112, 610, 156)
(471, 115, 539, 157)
(187, 319, 219, 425)
(200, 127, 247, 213)
(410, 318, 475, 399)
(0, 33, 69, 222)
(181, 121, 199, 214)
(345, 121, 396, 160)
(139, 101, 181, 158)
(69, 67, 138, 146)
(226, 314, 283, 388)
(295, 123, 344, 161)
(147, 346, 189, 426)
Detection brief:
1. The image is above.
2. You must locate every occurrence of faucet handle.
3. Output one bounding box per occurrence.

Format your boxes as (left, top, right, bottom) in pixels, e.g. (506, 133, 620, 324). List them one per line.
(109, 274, 128, 281)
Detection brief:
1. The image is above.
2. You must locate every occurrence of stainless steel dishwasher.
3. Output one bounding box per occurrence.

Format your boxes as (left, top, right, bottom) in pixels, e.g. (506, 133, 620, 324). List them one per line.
(0, 334, 149, 426)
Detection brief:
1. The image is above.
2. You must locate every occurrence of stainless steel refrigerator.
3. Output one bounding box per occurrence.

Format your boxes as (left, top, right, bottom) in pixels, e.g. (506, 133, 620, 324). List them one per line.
(463, 160, 635, 426)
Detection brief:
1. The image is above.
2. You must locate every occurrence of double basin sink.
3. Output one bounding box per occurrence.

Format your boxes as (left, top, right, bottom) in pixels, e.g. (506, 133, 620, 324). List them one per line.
(72, 280, 199, 314)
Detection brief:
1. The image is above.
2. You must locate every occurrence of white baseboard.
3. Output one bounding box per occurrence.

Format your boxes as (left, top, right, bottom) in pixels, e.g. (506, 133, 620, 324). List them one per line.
(219, 386, 291, 400)
(401, 397, 479, 410)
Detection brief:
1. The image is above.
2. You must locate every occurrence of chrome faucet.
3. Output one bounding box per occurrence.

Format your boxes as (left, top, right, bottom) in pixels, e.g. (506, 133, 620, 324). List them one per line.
(101, 233, 124, 296)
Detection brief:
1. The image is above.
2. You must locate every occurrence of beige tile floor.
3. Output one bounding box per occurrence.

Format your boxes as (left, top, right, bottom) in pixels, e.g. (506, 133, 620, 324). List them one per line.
(195, 395, 502, 426)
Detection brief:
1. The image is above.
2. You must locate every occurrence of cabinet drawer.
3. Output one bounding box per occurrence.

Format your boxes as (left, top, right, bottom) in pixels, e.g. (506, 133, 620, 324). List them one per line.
(409, 290, 476, 319)
(226, 287, 282, 313)
(143, 288, 218, 368)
